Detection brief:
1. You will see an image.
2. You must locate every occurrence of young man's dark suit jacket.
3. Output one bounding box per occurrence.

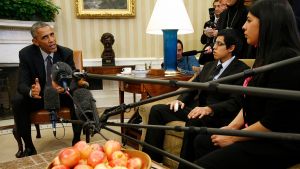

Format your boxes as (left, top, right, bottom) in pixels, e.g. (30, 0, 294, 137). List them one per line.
(177, 58, 249, 168)
(179, 58, 249, 124)
(143, 58, 249, 163)
(13, 44, 81, 150)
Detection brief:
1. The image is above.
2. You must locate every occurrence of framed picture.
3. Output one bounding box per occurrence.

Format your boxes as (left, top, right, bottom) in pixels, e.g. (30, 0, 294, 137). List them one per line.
(76, 0, 135, 18)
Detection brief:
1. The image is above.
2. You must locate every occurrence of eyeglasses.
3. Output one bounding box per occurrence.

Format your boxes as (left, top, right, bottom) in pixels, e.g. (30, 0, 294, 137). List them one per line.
(214, 41, 226, 47)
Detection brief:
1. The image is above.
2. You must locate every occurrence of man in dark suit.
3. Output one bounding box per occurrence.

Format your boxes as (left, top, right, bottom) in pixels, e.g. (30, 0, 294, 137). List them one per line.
(12, 22, 82, 157)
(142, 29, 249, 165)
(288, 0, 300, 33)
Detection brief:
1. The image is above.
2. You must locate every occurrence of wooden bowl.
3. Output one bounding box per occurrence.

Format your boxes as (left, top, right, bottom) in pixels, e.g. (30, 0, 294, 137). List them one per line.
(47, 149, 151, 169)
(125, 149, 151, 169)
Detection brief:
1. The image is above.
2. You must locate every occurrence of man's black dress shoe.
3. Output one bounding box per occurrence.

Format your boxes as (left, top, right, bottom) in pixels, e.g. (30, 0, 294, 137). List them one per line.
(23, 148, 37, 156)
(15, 150, 24, 158)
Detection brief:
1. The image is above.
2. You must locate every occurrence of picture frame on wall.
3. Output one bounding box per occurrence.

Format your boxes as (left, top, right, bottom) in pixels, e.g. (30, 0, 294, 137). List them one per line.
(76, 0, 135, 18)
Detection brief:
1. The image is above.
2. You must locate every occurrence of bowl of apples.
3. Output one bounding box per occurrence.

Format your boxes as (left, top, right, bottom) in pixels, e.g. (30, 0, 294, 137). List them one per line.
(47, 140, 151, 169)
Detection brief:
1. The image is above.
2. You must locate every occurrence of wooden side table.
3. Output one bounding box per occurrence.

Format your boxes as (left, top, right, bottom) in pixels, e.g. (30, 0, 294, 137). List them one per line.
(85, 65, 135, 75)
(84, 65, 135, 89)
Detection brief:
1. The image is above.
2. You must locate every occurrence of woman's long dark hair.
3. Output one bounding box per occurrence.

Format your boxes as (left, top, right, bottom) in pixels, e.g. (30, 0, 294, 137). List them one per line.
(235, 0, 245, 8)
(249, 0, 300, 66)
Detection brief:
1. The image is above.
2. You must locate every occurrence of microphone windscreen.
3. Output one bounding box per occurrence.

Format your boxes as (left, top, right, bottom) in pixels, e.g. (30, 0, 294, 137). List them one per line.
(182, 50, 207, 57)
(73, 88, 99, 123)
(44, 87, 60, 110)
(51, 62, 73, 84)
(182, 50, 199, 56)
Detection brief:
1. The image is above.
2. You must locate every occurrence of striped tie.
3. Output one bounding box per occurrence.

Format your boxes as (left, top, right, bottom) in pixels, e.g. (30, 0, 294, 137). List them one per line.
(46, 55, 52, 86)
(208, 64, 223, 81)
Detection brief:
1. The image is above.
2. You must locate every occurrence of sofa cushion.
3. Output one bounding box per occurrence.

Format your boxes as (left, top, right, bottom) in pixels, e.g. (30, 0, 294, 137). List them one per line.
(163, 129, 184, 169)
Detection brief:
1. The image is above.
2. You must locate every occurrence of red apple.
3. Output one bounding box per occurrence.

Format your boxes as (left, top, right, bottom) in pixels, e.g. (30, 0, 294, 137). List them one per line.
(111, 166, 128, 169)
(59, 147, 81, 168)
(94, 163, 109, 169)
(127, 157, 143, 169)
(103, 140, 122, 160)
(87, 150, 107, 167)
(90, 143, 103, 152)
(52, 156, 61, 166)
(73, 164, 93, 169)
(109, 150, 128, 167)
(51, 164, 69, 169)
(74, 141, 92, 159)
(78, 159, 87, 165)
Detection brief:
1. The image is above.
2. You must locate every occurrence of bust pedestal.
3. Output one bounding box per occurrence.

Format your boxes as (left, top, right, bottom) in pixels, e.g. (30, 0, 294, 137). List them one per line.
(102, 57, 115, 66)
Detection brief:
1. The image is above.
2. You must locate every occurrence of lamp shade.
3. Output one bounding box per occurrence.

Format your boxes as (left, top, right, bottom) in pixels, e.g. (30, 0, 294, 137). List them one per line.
(146, 0, 194, 35)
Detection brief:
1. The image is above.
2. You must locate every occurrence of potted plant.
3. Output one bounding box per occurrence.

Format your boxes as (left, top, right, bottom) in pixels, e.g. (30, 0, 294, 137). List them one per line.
(0, 0, 60, 22)
(0, 0, 60, 65)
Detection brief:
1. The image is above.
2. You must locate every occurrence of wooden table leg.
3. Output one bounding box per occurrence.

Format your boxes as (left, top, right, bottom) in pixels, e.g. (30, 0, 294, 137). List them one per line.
(119, 82, 125, 144)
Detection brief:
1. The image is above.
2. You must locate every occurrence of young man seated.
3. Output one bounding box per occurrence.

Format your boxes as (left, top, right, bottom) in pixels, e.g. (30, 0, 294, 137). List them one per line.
(142, 29, 249, 167)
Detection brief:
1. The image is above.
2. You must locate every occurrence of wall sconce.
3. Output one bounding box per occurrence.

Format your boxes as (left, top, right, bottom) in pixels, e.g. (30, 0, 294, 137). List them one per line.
(146, 0, 194, 74)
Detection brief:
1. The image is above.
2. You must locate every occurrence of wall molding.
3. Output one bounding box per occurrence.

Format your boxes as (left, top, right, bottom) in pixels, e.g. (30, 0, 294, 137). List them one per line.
(0, 19, 54, 64)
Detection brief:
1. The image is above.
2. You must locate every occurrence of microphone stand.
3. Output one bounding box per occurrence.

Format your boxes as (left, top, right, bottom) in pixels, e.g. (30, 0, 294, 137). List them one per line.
(99, 88, 194, 123)
(86, 55, 300, 101)
(66, 92, 99, 143)
(49, 110, 57, 137)
(87, 73, 300, 101)
(105, 122, 300, 142)
(59, 117, 300, 142)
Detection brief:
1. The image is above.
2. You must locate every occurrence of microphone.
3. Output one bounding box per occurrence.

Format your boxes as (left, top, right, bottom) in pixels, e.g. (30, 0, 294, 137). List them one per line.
(70, 70, 89, 90)
(72, 70, 88, 79)
(182, 50, 207, 56)
(44, 87, 60, 137)
(51, 62, 73, 92)
(72, 88, 100, 132)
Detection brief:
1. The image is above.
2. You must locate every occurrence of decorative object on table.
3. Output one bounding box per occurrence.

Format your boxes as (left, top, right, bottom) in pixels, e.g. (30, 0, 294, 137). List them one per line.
(75, 0, 135, 18)
(101, 32, 116, 66)
(132, 70, 150, 77)
(121, 67, 132, 74)
(146, 0, 194, 75)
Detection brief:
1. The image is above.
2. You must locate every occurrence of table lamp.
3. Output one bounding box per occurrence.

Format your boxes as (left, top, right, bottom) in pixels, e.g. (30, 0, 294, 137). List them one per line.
(146, 0, 194, 74)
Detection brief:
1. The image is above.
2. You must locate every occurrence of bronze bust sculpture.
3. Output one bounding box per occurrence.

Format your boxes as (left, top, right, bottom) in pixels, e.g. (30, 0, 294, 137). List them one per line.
(101, 32, 115, 66)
